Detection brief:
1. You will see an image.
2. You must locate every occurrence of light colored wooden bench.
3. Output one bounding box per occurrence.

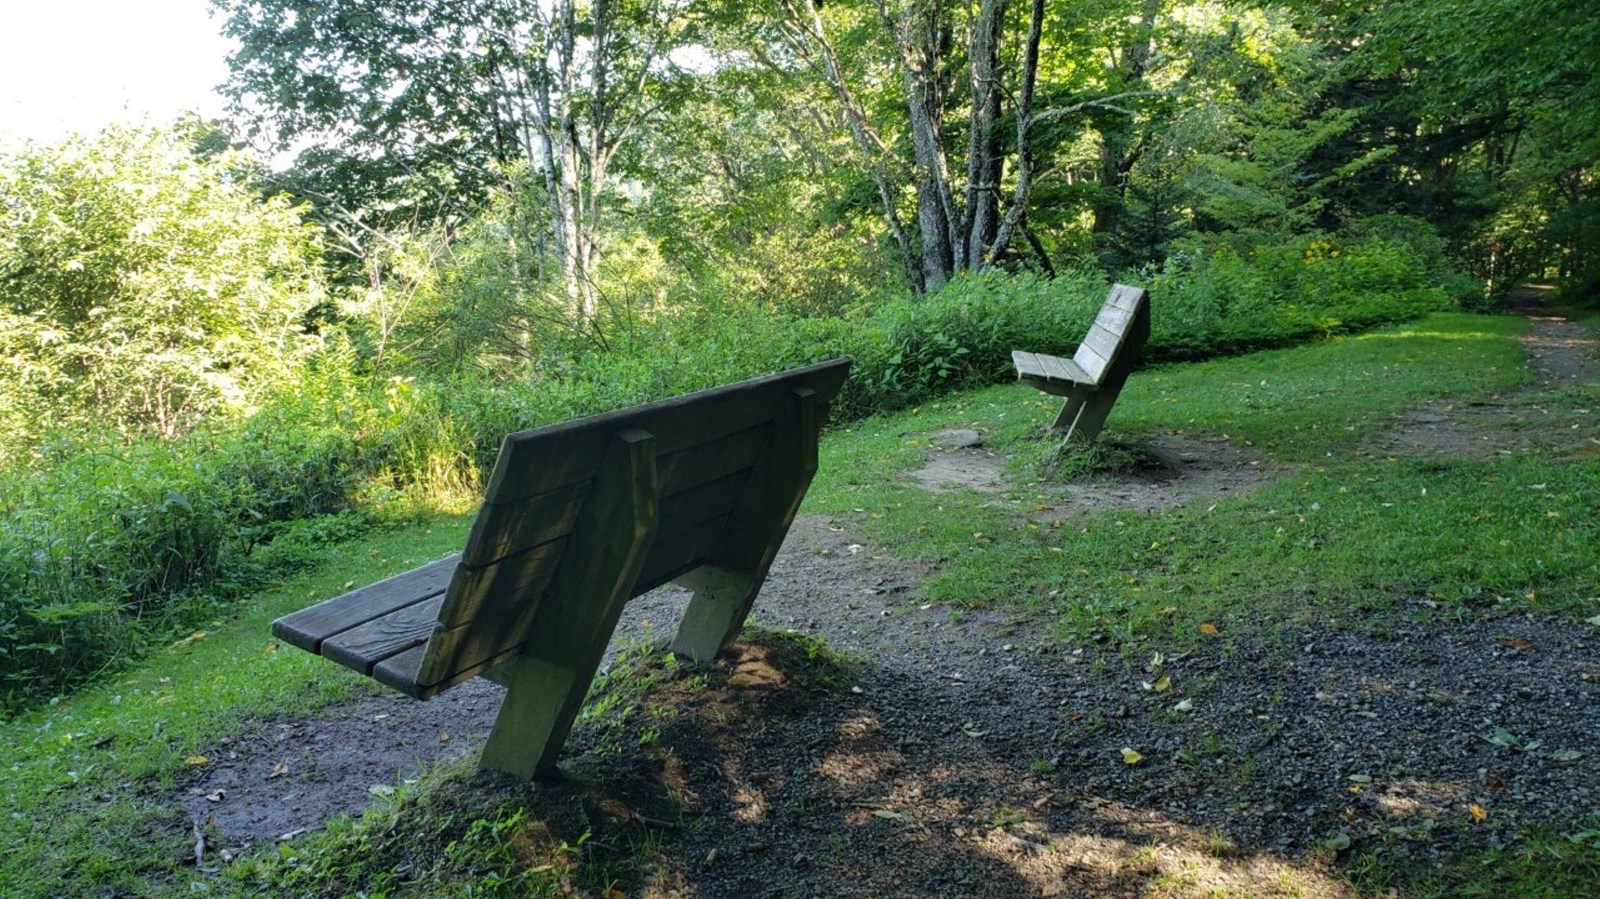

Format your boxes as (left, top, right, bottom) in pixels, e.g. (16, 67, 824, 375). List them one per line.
(1012, 284, 1149, 441)
(272, 359, 852, 779)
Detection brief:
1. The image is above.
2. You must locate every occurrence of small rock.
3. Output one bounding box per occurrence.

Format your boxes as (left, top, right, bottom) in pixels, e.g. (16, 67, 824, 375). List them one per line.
(930, 428, 984, 449)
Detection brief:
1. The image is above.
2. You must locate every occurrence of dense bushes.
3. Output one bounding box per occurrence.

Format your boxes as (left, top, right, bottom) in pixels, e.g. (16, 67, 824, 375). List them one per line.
(0, 230, 1458, 710)
(0, 125, 324, 455)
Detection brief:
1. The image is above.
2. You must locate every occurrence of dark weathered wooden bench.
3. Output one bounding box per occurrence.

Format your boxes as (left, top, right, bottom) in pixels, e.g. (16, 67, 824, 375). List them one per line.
(272, 359, 852, 779)
(1012, 284, 1150, 442)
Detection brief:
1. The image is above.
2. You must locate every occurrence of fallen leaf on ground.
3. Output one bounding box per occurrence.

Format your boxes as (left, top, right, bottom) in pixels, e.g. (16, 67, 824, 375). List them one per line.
(1497, 638, 1534, 651)
(185, 755, 208, 767)
(1173, 699, 1194, 713)
(873, 809, 907, 821)
(1485, 727, 1518, 748)
(1198, 622, 1219, 635)
(268, 760, 289, 779)
(1469, 804, 1489, 822)
(1121, 747, 1144, 765)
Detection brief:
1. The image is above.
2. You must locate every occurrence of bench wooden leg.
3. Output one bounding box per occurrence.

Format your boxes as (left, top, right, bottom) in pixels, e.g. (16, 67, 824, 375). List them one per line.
(479, 583, 637, 778)
(671, 387, 820, 662)
(1052, 394, 1090, 435)
(478, 429, 660, 780)
(671, 566, 759, 662)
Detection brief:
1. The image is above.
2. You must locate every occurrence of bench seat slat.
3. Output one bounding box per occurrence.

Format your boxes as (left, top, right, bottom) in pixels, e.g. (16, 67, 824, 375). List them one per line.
(321, 593, 446, 675)
(271, 555, 458, 653)
(1014, 349, 1092, 386)
(1011, 350, 1048, 380)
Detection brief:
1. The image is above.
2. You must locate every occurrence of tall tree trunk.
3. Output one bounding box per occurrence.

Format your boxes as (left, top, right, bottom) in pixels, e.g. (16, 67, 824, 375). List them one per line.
(894, 2, 957, 291)
(962, 0, 1008, 272)
(987, 0, 1044, 264)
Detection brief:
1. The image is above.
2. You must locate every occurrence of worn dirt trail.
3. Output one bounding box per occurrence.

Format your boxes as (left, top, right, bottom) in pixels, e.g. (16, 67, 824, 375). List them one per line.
(177, 303, 1599, 896)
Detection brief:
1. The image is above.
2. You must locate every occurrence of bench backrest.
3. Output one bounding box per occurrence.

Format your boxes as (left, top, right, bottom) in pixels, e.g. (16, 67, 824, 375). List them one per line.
(374, 359, 851, 697)
(1072, 284, 1148, 384)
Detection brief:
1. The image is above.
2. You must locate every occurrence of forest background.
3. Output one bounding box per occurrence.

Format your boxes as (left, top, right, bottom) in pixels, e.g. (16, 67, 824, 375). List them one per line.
(0, 0, 1595, 711)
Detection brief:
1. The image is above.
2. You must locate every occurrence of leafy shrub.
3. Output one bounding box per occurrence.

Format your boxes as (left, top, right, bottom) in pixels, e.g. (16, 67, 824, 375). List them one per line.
(0, 124, 324, 455)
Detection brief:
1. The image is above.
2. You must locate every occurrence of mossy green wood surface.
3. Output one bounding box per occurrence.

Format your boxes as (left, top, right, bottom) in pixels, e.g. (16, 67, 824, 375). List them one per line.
(478, 429, 660, 779)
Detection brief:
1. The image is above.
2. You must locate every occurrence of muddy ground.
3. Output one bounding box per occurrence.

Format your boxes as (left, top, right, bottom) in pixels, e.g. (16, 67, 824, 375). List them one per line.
(178, 311, 1599, 896)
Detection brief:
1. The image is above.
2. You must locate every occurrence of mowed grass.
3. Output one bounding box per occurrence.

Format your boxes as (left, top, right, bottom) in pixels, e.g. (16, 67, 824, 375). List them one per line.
(809, 313, 1599, 642)
(2, 311, 1597, 897)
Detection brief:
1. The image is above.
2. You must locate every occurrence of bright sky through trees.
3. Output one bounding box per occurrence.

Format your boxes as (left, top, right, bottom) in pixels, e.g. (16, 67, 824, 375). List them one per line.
(0, 0, 231, 143)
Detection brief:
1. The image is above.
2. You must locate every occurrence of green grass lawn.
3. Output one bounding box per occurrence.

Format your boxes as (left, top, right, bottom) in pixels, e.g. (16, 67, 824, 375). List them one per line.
(2, 311, 1596, 898)
(809, 313, 1598, 643)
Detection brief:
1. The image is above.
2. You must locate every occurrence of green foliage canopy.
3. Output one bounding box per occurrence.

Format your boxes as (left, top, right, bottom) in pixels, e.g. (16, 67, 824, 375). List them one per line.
(0, 124, 324, 450)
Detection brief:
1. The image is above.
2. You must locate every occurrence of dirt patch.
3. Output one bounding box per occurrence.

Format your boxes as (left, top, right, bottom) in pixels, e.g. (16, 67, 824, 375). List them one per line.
(1040, 432, 1290, 517)
(913, 429, 1291, 513)
(1382, 314, 1598, 458)
(913, 449, 1009, 493)
(179, 681, 494, 846)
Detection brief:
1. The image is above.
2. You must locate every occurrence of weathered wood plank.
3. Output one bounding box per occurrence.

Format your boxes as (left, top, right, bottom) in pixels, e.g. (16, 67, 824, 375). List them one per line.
(656, 423, 768, 497)
(671, 387, 822, 660)
(460, 482, 588, 567)
(480, 359, 850, 506)
(1094, 303, 1135, 336)
(635, 511, 734, 595)
(1074, 343, 1110, 383)
(657, 469, 751, 538)
(271, 556, 458, 653)
(373, 625, 524, 699)
(435, 538, 567, 629)
(321, 593, 445, 675)
(1083, 323, 1122, 362)
(1108, 284, 1145, 311)
(1011, 350, 1050, 380)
